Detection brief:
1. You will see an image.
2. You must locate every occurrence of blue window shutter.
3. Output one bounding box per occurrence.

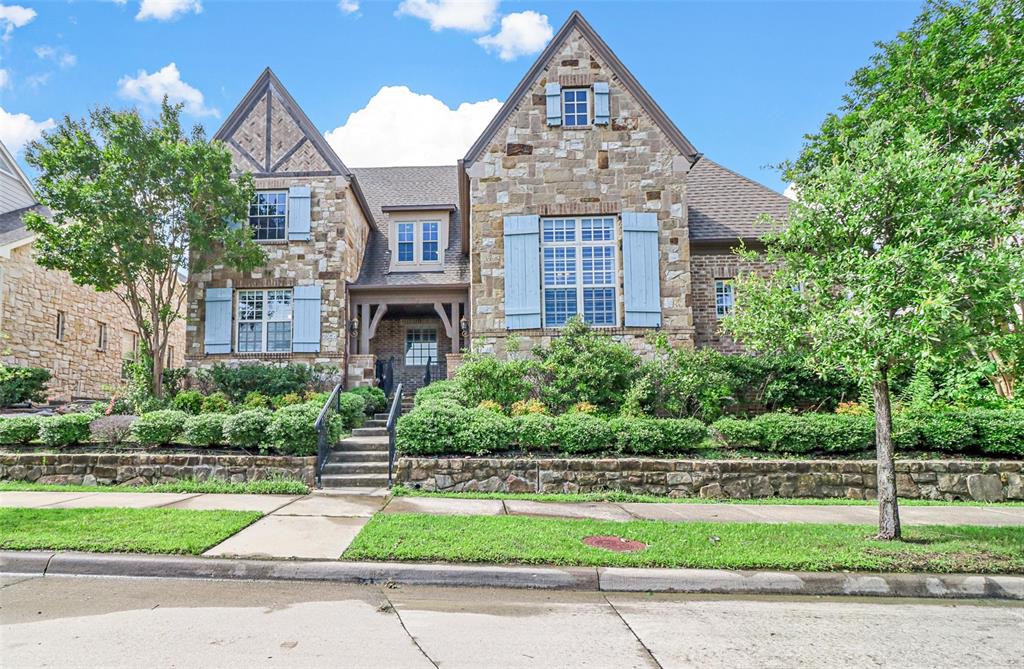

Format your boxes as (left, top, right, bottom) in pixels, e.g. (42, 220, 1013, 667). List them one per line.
(288, 185, 311, 241)
(593, 82, 610, 125)
(545, 83, 562, 127)
(503, 215, 541, 329)
(622, 212, 662, 327)
(203, 287, 233, 354)
(292, 284, 321, 353)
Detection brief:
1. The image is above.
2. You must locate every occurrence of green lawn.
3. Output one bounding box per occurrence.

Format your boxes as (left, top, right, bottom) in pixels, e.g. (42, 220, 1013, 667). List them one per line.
(343, 513, 1024, 573)
(0, 478, 309, 495)
(391, 486, 1024, 507)
(0, 507, 262, 554)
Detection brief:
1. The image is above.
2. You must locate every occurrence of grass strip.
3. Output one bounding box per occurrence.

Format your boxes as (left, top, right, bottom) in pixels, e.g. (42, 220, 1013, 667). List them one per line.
(0, 478, 309, 495)
(390, 486, 1024, 507)
(343, 513, 1024, 573)
(0, 507, 262, 554)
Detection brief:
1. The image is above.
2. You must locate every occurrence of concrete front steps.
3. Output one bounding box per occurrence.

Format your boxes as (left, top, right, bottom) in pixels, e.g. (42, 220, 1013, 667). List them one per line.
(320, 417, 391, 489)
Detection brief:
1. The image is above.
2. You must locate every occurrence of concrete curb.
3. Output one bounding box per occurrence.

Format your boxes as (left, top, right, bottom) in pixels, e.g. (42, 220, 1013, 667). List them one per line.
(2, 551, 1022, 600)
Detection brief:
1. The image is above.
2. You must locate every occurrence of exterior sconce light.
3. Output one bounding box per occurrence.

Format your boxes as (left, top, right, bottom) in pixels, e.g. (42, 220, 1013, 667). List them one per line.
(348, 318, 359, 337)
(459, 317, 469, 337)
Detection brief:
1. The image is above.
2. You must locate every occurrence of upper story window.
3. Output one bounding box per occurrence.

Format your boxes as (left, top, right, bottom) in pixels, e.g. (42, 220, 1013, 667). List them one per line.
(237, 289, 293, 353)
(56, 310, 66, 342)
(715, 279, 735, 318)
(542, 217, 617, 327)
(391, 217, 446, 269)
(97, 323, 108, 351)
(562, 88, 590, 127)
(249, 191, 287, 241)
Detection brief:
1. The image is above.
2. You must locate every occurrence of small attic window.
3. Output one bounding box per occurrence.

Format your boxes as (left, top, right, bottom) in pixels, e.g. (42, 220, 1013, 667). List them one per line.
(563, 88, 590, 127)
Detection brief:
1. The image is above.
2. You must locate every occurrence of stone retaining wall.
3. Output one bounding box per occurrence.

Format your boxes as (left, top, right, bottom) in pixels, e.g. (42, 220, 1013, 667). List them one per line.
(0, 452, 315, 487)
(396, 457, 1024, 502)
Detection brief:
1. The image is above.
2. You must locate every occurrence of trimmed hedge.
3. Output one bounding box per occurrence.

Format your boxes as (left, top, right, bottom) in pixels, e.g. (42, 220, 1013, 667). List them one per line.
(38, 413, 92, 447)
(223, 409, 273, 450)
(183, 413, 229, 447)
(0, 364, 51, 407)
(265, 401, 343, 456)
(131, 410, 188, 446)
(349, 386, 387, 415)
(0, 416, 40, 444)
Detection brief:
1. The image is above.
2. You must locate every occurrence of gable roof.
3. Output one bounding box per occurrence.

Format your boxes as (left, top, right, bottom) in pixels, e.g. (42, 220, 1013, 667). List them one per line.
(687, 158, 790, 242)
(351, 165, 468, 288)
(464, 10, 700, 165)
(213, 67, 350, 177)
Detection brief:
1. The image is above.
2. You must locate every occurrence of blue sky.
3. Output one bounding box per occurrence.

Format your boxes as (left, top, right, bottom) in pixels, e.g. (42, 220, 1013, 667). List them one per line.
(0, 1, 923, 191)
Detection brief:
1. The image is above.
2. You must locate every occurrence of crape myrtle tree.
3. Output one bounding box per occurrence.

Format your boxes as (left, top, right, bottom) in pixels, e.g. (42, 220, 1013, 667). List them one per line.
(24, 100, 266, 398)
(723, 124, 1022, 540)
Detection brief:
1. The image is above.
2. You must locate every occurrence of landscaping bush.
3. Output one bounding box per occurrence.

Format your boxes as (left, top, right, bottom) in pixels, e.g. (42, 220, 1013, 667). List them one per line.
(477, 399, 503, 412)
(38, 413, 93, 447)
(183, 413, 229, 447)
(972, 409, 1024, 457)
(752, 413, 874, 454)
(511, 399, 547, 416)
(0, 416, 40, 444)
(657, 418, 709, 453)
(0, 364, 51, 407)
(89, 415, 136, 446)
(223, 409, 273, 450)
(397, 402, 471, 455)
(608, 417, 667, 455)
(266, 402, 340, 455)
(243, 391, 272, 410)
(554, 412, 614, 454)
(453, 407, 515, 455)
(201, 392, 232, 414)
(131, 409, 188, 446)
(514, 413, 557, 449)
(337, 392, 366, 429)
(455, 355, 536, 407)
(272, 392, 304, 409)
(206, 363, 320, 400)
(710, 417, 763, 449)
(348, 386, 386, 414)
(171, 390, 203, 415)
(903, 411, 976, 452)
(414, 380, 467, 407)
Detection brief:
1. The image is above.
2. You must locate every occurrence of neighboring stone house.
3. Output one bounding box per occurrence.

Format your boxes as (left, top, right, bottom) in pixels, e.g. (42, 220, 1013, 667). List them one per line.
(0, 139, 186, 401)
(186, 11, 790, 391)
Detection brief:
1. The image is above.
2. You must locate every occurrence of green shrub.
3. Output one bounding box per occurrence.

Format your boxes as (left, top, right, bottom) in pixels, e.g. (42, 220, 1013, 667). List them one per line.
(38, 413, 93, 447)
(907, 411, 976, 452)
(514, 413, 557, 449)
(973, 409, 1024, 457)
(0, 365, 51, 407)
(206, 363, 320, 401)
(348, 386, 386, 414)
(554, 412, 613, 454)
(131, 409, 188, 446)
(609, 417, 666, 455)
(265, 402, 340, 455)
(337, 392, 366, 429)
(711, 418, 763, 449)
(0, 416, 40, 444)
(452, 408, 515, 455)
(133, 396, 168, 415)
(171, 390, 203, 415)
(201, 392, 232, 414)
(657, 418, 709, 453)
(455, 355, 536, 407)
(183, 413, 229, 447)
(223, 409, 273, 450)
(271, 392, 304, 409)
(753, 413, 874, 454)
(243, 390, 272, 410)
(414, 380, 467, 407)
(397, 403, 471, 455)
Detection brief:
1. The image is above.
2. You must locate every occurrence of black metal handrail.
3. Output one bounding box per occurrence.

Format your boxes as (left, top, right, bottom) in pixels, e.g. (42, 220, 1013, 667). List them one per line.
(314, 383, 343, 489)
(386, 383, 404, 488)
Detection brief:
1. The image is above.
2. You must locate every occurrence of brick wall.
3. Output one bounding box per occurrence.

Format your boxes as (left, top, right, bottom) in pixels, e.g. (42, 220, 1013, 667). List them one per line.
(372, 317, 451, 392)
(691, 249, 778, 353)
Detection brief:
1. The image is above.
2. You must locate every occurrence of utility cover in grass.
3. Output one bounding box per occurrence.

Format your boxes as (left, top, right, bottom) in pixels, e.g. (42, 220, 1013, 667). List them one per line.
(582, 535, 646, 553)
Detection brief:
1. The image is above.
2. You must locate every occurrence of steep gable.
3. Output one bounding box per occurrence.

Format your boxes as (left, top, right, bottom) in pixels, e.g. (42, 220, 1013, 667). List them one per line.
(463, 11, 700, 166)
(214, 68, 350, 177)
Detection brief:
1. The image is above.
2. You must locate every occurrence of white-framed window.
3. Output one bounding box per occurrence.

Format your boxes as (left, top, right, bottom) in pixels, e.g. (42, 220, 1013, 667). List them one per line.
(395, 220, 443, 265)
(248, 191, 288, 241)
(236, 289, 293, 353)
(542, 216, 618, 327)
(715, 279, 734, 318)
(97, 323, 108, 351)
(56, 310, 66, 342)
(405, 328, 437, 366)
(562, 88, 590, 127)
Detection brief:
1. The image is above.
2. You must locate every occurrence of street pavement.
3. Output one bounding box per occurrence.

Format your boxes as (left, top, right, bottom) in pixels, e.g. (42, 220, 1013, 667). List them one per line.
(1, 575, 1021, 668)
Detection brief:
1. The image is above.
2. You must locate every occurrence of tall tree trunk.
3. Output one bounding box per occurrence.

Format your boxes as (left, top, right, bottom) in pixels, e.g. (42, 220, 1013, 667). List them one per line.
(873, 377, 901, 540)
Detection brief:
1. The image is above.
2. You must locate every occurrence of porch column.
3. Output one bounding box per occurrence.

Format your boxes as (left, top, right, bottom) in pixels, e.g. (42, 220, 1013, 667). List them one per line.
(450, 301, 460, 353)
(358, 303, 388, 354)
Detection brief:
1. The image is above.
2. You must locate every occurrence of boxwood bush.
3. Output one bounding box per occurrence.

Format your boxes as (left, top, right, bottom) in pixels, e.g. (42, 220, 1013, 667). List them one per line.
(554, 412, 614, 454)
(397, 402, 471, 455)
(514, 413, 557, 449)
(183, 412, 229, 447)
(265, 402, 342, 455)
(171, 390, 203, 415)
(0, 416, 40, 444)
(455, 407, 515, 455)
(455, 355, 535, 408)
(337, 392, 366, 429)
(38, 413, 93, 447)
(656, 418, 709, 453)
(413, 380, 467, 408)
(131, 409, 188, 446)
(223, 409, 273, 450)
(349, 386, 387, 414)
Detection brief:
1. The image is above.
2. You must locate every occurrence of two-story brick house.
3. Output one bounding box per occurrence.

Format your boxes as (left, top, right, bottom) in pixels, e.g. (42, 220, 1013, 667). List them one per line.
(186, 11, 789, 391)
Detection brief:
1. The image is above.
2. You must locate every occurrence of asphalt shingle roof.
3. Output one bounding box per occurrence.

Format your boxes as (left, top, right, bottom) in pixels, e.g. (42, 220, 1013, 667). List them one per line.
(0, 204, 46, 247)
(351, 165, 469, 287)
(687, 158, 790, 241)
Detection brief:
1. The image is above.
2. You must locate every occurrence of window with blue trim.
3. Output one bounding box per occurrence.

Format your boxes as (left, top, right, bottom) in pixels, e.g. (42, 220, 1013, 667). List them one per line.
(542, 217, 618, 327)
(562, 88, 589, 127)
(397, 222, 415, 262)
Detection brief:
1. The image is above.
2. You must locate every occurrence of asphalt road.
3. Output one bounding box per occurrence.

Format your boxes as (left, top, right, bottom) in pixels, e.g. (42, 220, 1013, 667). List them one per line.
(1, 575, 1022, 668)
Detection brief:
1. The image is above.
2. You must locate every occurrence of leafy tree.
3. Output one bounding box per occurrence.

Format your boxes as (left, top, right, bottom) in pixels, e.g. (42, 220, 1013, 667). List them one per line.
(724, 124, 1022, 540)
(24, 100, 265, 397)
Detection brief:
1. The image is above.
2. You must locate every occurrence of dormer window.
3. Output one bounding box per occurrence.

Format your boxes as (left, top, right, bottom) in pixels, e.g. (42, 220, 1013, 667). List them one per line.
(397, 222, 416, 261)
(562, 88, 590, 127)
(385, 207, 452, 272)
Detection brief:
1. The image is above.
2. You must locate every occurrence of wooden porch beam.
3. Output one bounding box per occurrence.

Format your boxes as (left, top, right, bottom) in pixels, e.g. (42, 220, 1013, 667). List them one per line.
(368, 303, 388, 339)
(434, 302, 454, 339)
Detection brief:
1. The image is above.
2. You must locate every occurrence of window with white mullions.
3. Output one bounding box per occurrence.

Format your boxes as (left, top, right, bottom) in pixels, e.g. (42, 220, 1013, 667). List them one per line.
(249, 191, 287, 241)
(542, 217, 618, 327)
(237, 289, 293, 352)
(405, 328, 437, 366)
(422, 221, 439, 261)
(715, 279, 734, 318)
(395, 220, 442, 264)
(562, 88, 589, 127)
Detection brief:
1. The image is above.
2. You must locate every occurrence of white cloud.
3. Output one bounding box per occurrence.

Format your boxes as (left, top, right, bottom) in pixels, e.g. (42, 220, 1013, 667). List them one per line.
(25, 72, 50, 89)
(476, 10, 552, 61)
(396, 0, 498, 32)
(324, 85, 501, 167)
(136, 0, 202, 22)
(0, 4, 36, 42)
(34, 45, 77, 69)
(117, 63, 218, 117)
(0, 69, 8, 89)
(0, 107, 56, 154)
(338, 0, 359, 14)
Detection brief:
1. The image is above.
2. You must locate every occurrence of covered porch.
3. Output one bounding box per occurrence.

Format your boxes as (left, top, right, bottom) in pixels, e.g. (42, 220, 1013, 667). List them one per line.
(347, 286, 469, 393)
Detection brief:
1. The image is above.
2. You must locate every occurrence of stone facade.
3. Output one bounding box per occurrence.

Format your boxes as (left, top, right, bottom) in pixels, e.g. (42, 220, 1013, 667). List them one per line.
(466, 27, 694, 357)
(397, 457, 1024, 502)
(0, 242, 186, 400)
(691, 248, 778, 352)
(0, 451, 315, 486)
